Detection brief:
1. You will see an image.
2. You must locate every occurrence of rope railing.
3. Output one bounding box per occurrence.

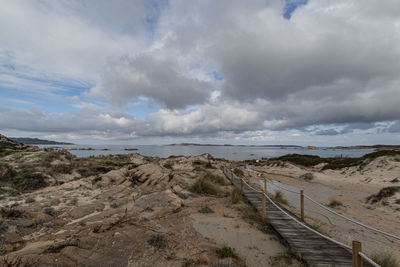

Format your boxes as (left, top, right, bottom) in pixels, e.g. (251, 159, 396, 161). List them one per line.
(223, 166, 382, 267)
(359, 252, 380, 267)
(245, 165, 400, 242)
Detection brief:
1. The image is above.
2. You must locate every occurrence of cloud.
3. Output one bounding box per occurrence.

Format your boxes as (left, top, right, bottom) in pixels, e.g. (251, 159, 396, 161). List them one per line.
(88, 50, 212, 109)
(1, 0, 400, 143)
(0, 107, 151, 139)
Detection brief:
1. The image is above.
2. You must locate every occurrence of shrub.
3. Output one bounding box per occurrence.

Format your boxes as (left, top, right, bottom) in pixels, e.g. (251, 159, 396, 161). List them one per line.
(25, 197, 35, 203)
(230, 188, 242, 204)
(44, 207, 57, 217)
(163, 162, 173, 169)
(238, 206, 269, 226)
(13, 172, 47, 191)
(0, 163, 16, 182)
(371, 251, 399, 267)
(216, 246, 238, 259)
(0, 208, 25, 218)
(277, 154, 325, 167)
(192, 160, 213, 168)
(367, 186, 400, 203)
(328, 200, 343, 208)
(273, 191, 289, 205)
(198, 206, 214, 213)
(190, 177, 221, 196)
(204, 171, 226, 185)
(233, 168, 244, 177)
(147, 234, 168, 249)
(300, 173, 314, 180)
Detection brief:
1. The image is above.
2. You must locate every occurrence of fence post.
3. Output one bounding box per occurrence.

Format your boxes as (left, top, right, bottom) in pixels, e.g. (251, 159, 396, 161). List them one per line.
(352, 241, 362, 267)
(231, 171, 234, 184)
(240, 179, 243, 194)
(300, 190, 304, 221)
(264, 178, 267, 193)
(262, 189, 266, 219)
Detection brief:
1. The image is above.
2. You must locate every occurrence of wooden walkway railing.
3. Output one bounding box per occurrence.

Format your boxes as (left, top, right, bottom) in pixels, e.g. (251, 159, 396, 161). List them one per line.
(223, 167, 380, 267)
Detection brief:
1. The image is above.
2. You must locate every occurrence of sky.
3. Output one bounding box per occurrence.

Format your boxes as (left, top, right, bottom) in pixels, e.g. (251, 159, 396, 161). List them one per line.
(0, 0, 400, 146)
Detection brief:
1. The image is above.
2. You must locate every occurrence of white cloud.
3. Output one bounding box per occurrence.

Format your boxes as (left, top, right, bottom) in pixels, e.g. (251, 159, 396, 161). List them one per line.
(1, 0, 400, 143)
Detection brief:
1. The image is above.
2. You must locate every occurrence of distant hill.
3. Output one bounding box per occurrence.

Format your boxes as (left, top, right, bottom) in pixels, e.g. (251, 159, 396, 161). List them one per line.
(10, 137, 74, 145)
(169, 143, 302, 147)
(332, 145, 400, 150)
(0, 134, 28, 151)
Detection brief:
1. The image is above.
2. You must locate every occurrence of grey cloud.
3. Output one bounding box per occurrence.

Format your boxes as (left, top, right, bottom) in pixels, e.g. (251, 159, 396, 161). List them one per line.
(0, 107, 151, 139)
(314, 129, 340, 136)
(89, 51, 211, 109)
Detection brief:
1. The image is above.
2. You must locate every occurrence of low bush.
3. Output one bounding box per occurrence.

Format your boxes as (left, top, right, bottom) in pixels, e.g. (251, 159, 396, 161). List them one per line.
(367, 186, 400, 203)
(190, 177, 222, 196)
(328, 200, 343, 208)
(0, 163, 16, 182)
(238, 206, 269, 226)
(204, 171, 226, 185)
(44, 207, 57, 217)
(198, 206, 214, 213)
(273, 191, 289, 205)
(13, 172, 47, 191)
(230, 187, 242, 204)
(233, 168, 244, 177)
(371, 251, 399, 267)
(163, 162, 173, 169)
(216, 246, 238, 259)
(147, 234, 168, 249)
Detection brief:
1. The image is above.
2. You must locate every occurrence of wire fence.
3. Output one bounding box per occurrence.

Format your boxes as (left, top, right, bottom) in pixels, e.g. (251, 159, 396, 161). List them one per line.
(223, 166, 392, 267)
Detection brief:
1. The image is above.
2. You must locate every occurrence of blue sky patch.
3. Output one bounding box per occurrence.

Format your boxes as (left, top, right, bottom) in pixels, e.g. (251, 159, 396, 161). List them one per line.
(283, 0, 308, 19)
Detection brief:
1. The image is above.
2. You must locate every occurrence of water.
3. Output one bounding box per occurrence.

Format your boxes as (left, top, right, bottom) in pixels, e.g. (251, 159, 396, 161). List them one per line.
(38, 144, 375, 160)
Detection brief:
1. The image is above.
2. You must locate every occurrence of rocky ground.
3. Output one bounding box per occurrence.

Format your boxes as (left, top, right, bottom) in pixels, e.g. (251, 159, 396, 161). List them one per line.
(0, 143, 302, 267)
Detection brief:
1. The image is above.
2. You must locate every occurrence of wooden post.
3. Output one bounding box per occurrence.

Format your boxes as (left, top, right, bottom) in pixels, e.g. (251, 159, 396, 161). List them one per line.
(352, 241, 362, 267)
(300, 190, 304, 221)
(231, 171, 234, 184)
(264, 178, 267, 193)
(240, 179, 243, 194)
(262, 189, 266, 219)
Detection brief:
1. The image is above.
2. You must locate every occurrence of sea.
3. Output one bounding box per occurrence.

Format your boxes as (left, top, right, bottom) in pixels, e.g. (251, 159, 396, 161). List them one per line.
(37, 144, 375, 161)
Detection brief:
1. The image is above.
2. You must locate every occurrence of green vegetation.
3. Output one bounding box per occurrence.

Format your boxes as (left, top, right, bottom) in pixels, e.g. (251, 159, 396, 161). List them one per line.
(237, 205, 269, 228)
(233, 168, 244, 176)
(198, 206, 214, 213)
(13, 172, 47, 191)
(273, 191, 289, 205)
(216, 245, 238, 259)
(367, 186, 400, 203)
(190, 177, 222, 196)
(163, 162, 173, 169)
(192, 160, 213, 169)
(273, 150, 400, 170)
(328, 199, 343, 208)
(147, 234, 168, 249)
(203, 171, 226, 185)
(371, 251, 399, 267)
(230, 187, 242, 204)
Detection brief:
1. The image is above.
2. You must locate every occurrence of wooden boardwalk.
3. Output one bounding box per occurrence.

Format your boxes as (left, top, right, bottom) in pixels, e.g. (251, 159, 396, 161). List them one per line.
(229, 173, 372, 267)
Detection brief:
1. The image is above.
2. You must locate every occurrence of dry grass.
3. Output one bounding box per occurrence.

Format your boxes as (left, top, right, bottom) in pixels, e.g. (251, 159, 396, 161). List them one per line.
(371, 251, 399, 267)
(230, 187, 242, 204)
(273, 191, 289, 205)
(328, 199, 343, 208)
(190, 177, 222, 196)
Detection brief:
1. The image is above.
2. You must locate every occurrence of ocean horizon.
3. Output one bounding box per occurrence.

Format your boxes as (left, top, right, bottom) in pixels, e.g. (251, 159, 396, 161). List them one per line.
(38, 144, 375, 161)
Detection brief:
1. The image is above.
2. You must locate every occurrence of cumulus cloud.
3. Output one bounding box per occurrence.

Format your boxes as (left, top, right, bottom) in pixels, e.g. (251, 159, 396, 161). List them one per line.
(0, 107, 151, 139)
(89, 50, 212, 109)
(1, 0, 400, 143)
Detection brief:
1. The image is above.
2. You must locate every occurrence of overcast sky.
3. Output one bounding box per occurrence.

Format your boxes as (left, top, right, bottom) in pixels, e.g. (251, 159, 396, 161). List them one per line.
(1, 0, 399, 145)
